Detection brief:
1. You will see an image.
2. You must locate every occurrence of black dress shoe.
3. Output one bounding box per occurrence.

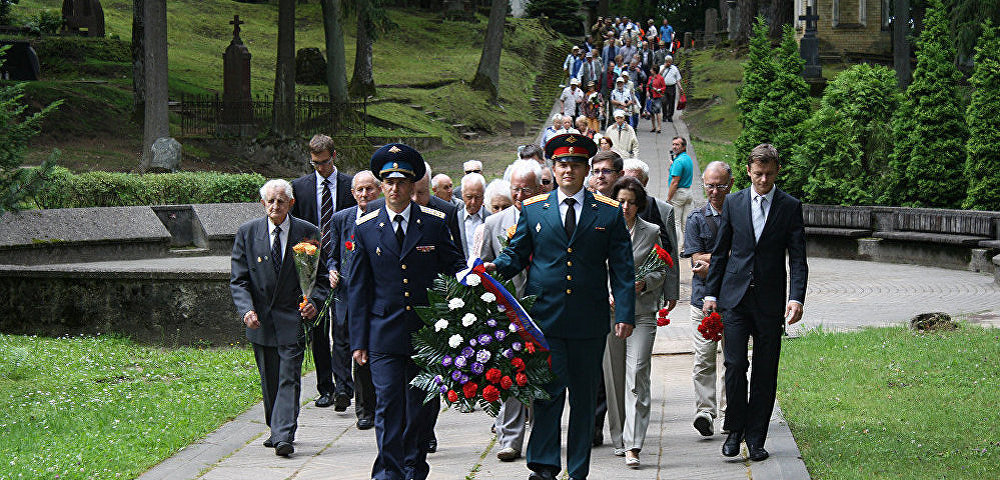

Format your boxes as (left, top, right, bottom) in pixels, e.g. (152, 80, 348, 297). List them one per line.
(334, 394, 351, 412)
(315, 393, 335, 408)
(592, 430, 603, 447)
(749, 445, 769, 461)
(722, 431, 743, 457)
(262, 438, 274, 448)
(356, 416, 375, 430)
(527, 470, 555, 480)
(274, 441, 294, 457)
(426, 439, 437, 453)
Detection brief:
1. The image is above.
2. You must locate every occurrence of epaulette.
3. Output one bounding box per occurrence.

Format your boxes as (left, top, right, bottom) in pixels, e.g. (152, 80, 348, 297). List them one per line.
(356, 210, 379, 225)
(505, 224, 517, 239)
(419, 204, 446, 219)
(593, 193, 620, 208)
(522, 194, 548, 206)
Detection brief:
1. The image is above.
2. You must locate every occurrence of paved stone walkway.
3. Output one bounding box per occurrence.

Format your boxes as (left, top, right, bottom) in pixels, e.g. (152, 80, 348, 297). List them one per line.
(135, 98, 1000, 480)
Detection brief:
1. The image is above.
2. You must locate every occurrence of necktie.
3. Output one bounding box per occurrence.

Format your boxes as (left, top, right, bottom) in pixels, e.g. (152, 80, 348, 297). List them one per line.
(564, 198, 576, 238)
(754, 196, 767, 241)
(394, 214, 405, 248)
(320, 179, 334, 260)
(271, 225, 282, 275)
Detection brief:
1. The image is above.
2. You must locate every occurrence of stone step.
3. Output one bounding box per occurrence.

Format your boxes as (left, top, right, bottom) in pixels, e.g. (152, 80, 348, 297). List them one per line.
(409, 104, 423, 110)
(170, 247, 211, 256)
(461, 131, 479, 140)
(434, 117, 447, 122)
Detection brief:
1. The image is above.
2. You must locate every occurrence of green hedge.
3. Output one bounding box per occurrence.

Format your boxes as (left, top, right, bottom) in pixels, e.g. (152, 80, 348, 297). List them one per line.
(33, 167, 266, 208)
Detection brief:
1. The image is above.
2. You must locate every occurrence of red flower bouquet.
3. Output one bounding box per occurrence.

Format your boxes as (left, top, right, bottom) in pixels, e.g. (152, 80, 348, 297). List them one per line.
(698, 311, 724, 342)
(656, 307, 671, 326)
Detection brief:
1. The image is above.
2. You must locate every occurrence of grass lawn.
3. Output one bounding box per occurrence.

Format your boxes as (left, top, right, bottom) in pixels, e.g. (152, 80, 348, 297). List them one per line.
(777, 325, 1000, 480)
(0, 334, 268, 479)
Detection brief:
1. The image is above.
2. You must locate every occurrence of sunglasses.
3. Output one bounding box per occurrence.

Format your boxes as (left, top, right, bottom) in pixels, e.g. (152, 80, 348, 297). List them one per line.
(542, 179, 552, 185)
(465, 169, 482, 174)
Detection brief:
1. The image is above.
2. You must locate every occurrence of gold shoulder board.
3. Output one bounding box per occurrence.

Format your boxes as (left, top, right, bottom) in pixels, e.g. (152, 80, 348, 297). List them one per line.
(522, 194, 549, 206)
(593, 193, 620, 208)
(356, 210, 379, 225)
(419, 205, 446, 219)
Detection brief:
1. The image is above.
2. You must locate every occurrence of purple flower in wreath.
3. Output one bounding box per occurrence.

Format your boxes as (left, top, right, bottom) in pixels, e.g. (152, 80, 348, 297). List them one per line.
(497, 304, 506, 312)
(471, 362, 485, 375)
(469, 338, 478, 347)
(476, 349, 491, 363)
(502, 348, 514, 359)
(439, 385, 448, 394)
(461, 346, 475, 358)
(441, 355, 453, 367)
(487, 318, 498, 328)
(477, 334, 492, 346)
(494, 330, 507, 342)
(433, 375, 444, 385)
(512, 342, 523, 351)
(460, 374, 470, 384)
(454, 356, 468, 368)
(451, 370, 463, 382)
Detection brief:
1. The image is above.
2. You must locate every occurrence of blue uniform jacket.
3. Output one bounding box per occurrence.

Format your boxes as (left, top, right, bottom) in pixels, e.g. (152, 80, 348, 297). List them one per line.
(346, 202, 465, 355)
(493, 189, 636, 339)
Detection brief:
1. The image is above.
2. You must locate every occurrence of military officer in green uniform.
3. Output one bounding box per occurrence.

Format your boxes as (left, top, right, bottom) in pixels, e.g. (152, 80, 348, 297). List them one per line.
(484, 133, 636, 480)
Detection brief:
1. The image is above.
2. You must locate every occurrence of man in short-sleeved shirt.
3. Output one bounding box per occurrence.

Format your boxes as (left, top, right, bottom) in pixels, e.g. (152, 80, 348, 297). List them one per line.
(667, 136, 694, 249)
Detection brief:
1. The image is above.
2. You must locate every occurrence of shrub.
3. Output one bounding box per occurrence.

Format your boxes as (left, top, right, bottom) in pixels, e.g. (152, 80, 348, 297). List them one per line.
(786, 64, 901, 205)
(32, 168, 267, 208)
(962, 21, 1000, 210)
(881, 0, 968, 208)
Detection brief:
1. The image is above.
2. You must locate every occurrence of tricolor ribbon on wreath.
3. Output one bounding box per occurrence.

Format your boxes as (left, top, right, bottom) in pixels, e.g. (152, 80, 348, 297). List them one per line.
(456, 257, 550, 352)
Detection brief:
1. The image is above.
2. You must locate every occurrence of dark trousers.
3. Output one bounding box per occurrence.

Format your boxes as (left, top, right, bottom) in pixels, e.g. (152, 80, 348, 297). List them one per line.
(663, 84, 677, 121)
(526, 336, 605, 479)
(253, 342, 304, 444)
(310, 313, 336, 396)
(354, 359, 376, 420)
(721, 288, 783, 447)
(369, 351, 435, 480)
(594, 375, 607, 433)
(331, 308, 354, 397)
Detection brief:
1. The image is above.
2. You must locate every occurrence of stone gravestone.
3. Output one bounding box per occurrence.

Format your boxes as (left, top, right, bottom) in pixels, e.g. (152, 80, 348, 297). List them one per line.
(295, 47, 327, 85)
(149, 137, 182, 172)
(704, 9, 718, 46)
(220, 15, 254, 136)
(726, 0, 738, 41)
(0, 41, 40, 81)
(62, 0, 105, 37)
(798, 5, 827, 95)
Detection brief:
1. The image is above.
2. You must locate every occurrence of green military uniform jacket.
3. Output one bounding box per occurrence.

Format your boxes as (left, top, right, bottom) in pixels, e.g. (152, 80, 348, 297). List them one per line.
(494, 189, 635, 338)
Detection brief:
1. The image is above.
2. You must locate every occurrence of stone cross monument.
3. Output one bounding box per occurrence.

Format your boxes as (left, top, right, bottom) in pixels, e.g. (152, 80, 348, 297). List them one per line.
(221, 15, 254, 135)
(799, 5, 822, 78)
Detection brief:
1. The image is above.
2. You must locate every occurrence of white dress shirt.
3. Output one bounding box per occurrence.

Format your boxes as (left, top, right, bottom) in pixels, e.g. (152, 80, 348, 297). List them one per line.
(556, 187, 585, 226)
(386, 203, 412, 235)
(750, 186, 775, 242)
(463, 207, 486, 255)
(315, 169, 338, 222)
(267, 214, 291, 263)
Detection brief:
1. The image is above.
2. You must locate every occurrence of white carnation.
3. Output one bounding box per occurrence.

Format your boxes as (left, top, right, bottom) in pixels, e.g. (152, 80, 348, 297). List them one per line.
(462, 313, 477, 327)
(480, 292, 497, 303)
(448, 334, 463, 348)
(509, 322, 519, 332)
(434, 319, 449, 332)
(466, 275, 481, 287)
(448, 298, 465, 310)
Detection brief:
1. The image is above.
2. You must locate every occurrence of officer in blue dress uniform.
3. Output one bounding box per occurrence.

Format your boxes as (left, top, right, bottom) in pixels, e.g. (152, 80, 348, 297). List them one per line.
(484, 133, 636, 480)
(347, 143, 465, 480)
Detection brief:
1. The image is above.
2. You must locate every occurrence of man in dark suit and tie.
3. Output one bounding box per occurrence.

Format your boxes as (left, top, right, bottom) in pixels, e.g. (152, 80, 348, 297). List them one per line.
(231, 179, 330, 457)
(327, 170, 382, 431)
(290, 134, 357, 410)
(347, 144, 465, 480)
(485, 134, 636, 480)
(702, 144, 808, 462)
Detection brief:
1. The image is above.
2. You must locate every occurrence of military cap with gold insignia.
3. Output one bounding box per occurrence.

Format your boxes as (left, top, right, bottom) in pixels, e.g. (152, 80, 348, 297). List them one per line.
(544, 133, 597, 163)
(370, 143, 426, 180)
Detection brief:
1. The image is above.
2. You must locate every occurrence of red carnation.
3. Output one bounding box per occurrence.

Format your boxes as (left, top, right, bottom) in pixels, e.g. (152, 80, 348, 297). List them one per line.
(485, 368, 502, 384)
(511, 357, 526, 372)
(447, 390, 458, 402)
(516, 372, 528, 386)
(658, 307, 670, 317)
(463, 382, 478, 399)
(500, 376, 513, 390)
(344, 240, 355, 251)
(525, 342, 536, 354)
(653, 243, 674, 268)
(657, 316, 670, 327)
(482, 385, 500, 403)
(699, 312, 724, 342)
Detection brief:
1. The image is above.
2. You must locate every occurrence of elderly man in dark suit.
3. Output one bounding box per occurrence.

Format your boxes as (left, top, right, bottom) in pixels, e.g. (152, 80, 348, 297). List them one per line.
(703, 144, 808, 462)
(231, 179, 330, 457)
(485, 134, 636, 480)
(290, 134, 357, 410)
(347, 144, 465, 480)
(327, 170, 382, 431)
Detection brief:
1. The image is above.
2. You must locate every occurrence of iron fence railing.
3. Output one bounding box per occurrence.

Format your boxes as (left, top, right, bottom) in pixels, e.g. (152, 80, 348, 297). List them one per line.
(173, 94, 371, 138)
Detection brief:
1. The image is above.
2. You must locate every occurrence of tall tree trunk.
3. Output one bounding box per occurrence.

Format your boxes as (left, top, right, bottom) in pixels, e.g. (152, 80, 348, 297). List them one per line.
(767, 0, 792, 39)
(131, 0, 145, 123)
(735, 0, 758, 45)
(470, 0, 506, 100)
(273, 0, 296, 137)
(321, 0, 349, 103)
(597, 0, 608, 18)
(349, 0, 376, 98)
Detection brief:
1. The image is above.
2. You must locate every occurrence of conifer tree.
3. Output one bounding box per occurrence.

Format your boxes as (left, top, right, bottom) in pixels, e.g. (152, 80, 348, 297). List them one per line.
(767, 24, 811, 195)
(881, 0, 967, 208)
(962, 22, 1000, 210)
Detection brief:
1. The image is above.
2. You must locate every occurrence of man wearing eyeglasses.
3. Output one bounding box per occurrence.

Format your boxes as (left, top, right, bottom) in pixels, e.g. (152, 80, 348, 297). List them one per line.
(290, 134, 357, 411)
(681, 160, 733, 439)
(589, 150, 623, 198)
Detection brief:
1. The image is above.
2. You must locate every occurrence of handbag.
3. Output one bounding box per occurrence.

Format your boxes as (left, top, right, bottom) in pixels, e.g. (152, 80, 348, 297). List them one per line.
(677, 93, 687, 111)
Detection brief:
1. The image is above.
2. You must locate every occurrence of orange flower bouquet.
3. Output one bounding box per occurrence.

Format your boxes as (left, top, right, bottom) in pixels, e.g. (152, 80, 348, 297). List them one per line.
(291, 239, 321, 309)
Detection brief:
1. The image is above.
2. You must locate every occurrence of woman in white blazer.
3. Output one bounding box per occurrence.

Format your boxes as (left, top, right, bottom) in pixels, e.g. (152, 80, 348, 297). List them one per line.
(603, 176, 667, 468)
